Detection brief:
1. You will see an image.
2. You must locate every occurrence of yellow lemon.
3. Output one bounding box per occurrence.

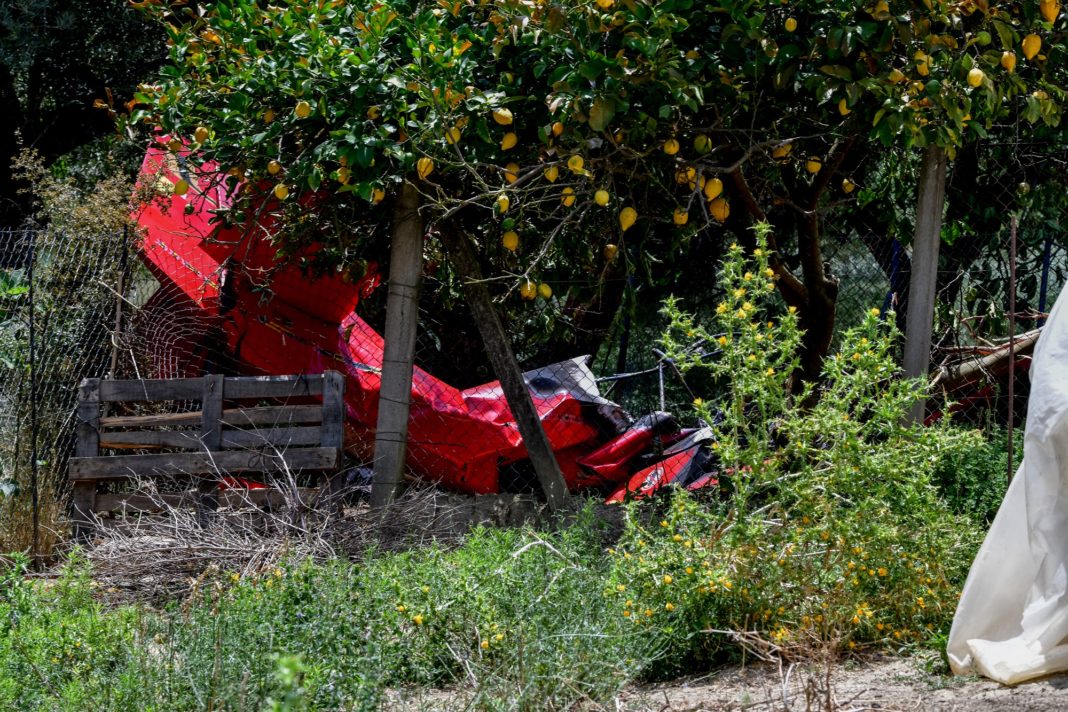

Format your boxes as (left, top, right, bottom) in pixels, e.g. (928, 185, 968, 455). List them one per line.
(504, 163, 520, 184)
(519, 280, 537, 300)
(672, 207, 689, 225)
(619, 206, 637, 232)
(500, 132, 518, 150)
(544, 165, 560, 182)
(537, 283, 552, 299)
(603, 243, 619, 261)
(967, 67, 984, 88)
(366, 105, 380, 120)
(709, 197, 730, 223)
(502, 230, 519, 251)
(551, 121, 564, 137)
(267, 160, 282, 176)
(703, 177, 723, 201)
(1001, 51, 1017, 73)
(337, 167, 351, 184)
(173, 179, 189, 196)
(785, 17, 798, 32)
(295, 100, 312, 119)
(492, 108, 514, 126)
(595, 0, 614, 8)
(693, 134, 712, 154)
(167, 138, 182, 152)
(662, 138, 680, 155)
(842, 178, 856, 194)
(496, 194, 510, 213)
(674, 166, 697, 187)
(914, 51, 930, 76)
(273, 183, 289, 200)
(263, 109, 276, 123)
(194, 126, 210, 143)
(417, 157, 434, 180)
(888, 68, 906, 84)
(838, 98, 851, 116)
(1023, 34, 1041, 60)
(1040, 0, 1060, 23)
(567, 154, 585, 173)
(561, 187, 577, 206)
(805, 157, 822, 174)
(372, 188, 385, 203)
(594, 189, 610, 206)
(445, 126, 461, 144)
(771, 143, 792, 160)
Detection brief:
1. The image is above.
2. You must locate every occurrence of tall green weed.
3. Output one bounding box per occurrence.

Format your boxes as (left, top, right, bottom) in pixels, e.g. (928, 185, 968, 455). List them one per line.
(607, 227, 985, 677)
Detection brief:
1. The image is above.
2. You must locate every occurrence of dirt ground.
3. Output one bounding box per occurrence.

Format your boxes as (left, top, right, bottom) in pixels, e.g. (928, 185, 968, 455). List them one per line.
(385, 656, 1068, 711)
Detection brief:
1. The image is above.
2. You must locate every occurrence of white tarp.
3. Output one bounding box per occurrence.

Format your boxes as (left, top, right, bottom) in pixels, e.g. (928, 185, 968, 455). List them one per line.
(948, 285, 1068, 685)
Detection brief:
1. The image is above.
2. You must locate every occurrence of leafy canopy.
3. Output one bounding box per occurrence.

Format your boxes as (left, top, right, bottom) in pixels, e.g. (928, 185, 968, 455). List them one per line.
(133, 0, 1064, 267)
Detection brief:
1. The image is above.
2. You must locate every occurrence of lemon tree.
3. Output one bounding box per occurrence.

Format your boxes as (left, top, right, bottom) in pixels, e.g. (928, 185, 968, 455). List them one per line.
(131, 0, 1065, 375)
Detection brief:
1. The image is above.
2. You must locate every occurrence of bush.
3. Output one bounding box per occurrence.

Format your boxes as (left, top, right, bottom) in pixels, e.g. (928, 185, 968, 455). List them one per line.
(930, 425, 1016, 527)
(606, 227, 985, 677)
(1, 513, 653, 711)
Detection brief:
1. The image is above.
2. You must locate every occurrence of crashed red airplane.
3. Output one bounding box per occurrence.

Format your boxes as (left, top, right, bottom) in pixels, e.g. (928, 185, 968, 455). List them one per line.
(134, 143, 718, 502)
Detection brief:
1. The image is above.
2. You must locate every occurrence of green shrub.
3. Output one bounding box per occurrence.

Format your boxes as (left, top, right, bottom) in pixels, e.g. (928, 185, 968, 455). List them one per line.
(607, 227, 984, 677)
(930, 425, 1016, 526)
(0, 552, 141, 711)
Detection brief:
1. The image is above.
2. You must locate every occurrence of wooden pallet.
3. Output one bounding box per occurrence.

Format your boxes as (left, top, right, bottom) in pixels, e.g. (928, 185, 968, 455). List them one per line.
(68, 372, 345, 540)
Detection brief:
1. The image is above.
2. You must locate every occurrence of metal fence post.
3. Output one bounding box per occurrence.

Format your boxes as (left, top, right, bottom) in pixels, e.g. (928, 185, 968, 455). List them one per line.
(27, 228, 39, 567)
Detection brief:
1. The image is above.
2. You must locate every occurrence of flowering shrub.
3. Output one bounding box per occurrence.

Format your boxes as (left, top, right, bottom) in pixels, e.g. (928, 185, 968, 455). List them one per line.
(608, 225, 983, 675)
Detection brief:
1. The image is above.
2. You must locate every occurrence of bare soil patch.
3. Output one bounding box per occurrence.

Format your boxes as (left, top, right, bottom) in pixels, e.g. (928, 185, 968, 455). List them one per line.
(385, 656, 1068, 711)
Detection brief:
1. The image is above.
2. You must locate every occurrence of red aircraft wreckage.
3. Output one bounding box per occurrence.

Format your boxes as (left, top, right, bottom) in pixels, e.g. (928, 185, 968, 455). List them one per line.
(134, 143, 719, 502)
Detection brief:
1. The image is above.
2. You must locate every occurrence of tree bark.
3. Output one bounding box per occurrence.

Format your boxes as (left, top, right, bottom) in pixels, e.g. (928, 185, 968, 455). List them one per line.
(439, 225, 571, 512)
(371, 181, 424, 507)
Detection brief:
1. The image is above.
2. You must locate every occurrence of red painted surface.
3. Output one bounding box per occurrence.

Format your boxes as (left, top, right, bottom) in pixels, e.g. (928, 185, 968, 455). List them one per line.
(133, 144, 661, 494)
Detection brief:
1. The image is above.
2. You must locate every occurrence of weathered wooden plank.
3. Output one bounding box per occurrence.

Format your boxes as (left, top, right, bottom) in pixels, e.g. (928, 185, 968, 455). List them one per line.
(76, 379, 101, 457)
(99, 426, 325, 450)
(222, 427, 323, 449)
(68, 447, 341, 480)
(98, 378, 205, 402)
(98, 374, 327, 402)
(72, 378, 101, 541)
(220, 374, 325, 399)
(100, 404, 324, 429)
(99, 430, 205, 450)
(201, 375, 225, 449)
(96, 488, 319, 513)
(321, 370, 345, 449)
(197, 375, 225, 526)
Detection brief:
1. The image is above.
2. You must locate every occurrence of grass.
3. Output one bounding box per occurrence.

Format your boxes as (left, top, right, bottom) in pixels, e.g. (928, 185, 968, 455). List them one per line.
(0, 508, 661, 711)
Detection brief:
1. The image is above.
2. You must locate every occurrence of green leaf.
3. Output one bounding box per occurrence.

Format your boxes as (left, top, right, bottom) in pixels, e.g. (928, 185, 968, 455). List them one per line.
(819, 65, 854, 81)
(589, 96, 616, 132)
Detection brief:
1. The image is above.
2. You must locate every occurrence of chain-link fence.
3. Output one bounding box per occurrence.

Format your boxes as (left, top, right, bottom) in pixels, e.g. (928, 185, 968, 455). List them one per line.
(3, 135, 1062, 552)
(0, 226, 128, 555)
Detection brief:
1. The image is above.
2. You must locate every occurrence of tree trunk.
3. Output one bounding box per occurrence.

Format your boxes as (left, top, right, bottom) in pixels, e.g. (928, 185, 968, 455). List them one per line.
(371, 181, 424, 507)
(439, 225, 571, 512)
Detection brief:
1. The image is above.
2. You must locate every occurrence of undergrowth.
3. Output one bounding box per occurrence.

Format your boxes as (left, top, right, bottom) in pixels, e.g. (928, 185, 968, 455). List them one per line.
(0, 225, 1000, 709)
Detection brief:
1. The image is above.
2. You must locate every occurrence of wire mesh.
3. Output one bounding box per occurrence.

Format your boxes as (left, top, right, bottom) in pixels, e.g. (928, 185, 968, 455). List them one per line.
(0, 226, 127, 555)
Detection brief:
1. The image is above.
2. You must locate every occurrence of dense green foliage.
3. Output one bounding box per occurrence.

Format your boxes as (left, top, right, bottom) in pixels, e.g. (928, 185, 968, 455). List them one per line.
(128, 0, 1067, 376)
(0, 0, 164, 224)
(0, 227, 1013, 709)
